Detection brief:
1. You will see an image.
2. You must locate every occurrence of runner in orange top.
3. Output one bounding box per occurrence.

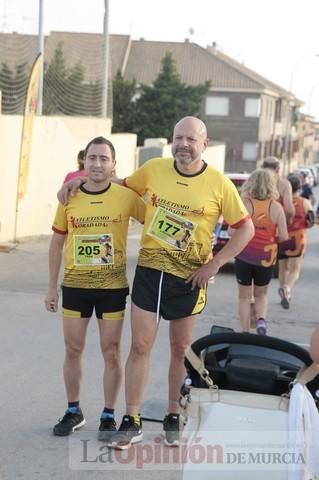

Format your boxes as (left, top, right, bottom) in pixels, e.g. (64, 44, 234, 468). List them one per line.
(278, 174, 314, 309)
(234, 169, 288, 334)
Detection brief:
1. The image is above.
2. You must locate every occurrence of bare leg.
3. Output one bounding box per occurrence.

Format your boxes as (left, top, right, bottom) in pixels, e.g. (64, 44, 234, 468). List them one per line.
(238, 284, 252, 332)
(98, 317, 124, 409)
(125, 303, 158, 415)
(253, 284, 269, 320)
(62, 316, 90, 402)
(168, 315, 197, 413)
(278, 258, 288, 288)
(285, 257, 303, 293)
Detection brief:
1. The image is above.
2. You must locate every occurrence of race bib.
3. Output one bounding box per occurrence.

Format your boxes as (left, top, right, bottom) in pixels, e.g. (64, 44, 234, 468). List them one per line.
(147, 207, 197, 251)
(73, 234, 114, 266)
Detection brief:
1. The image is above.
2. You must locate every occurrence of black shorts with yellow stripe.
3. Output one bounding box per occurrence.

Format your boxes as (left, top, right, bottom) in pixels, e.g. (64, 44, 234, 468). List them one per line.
(131, 265, 207, 321)
(62, 286, 129, 320)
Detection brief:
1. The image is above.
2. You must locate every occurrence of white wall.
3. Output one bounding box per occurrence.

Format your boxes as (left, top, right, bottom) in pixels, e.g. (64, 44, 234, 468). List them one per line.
(0, 114, 137, 243)
(203, 142, 225, 173)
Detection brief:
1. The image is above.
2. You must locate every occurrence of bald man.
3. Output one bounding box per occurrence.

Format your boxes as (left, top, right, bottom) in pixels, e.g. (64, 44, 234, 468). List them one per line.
(109, 116, 254, 448)
(58, 117, 254, 448)
(262, 156, 295, 224)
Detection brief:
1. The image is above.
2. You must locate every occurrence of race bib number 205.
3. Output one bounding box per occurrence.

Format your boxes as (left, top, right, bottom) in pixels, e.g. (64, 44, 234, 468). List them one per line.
(73, 234, 114, 266)
(147, 207, 197, 251)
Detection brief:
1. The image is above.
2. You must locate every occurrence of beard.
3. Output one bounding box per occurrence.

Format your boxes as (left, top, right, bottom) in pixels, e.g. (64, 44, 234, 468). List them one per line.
(172, 147, 195, 165)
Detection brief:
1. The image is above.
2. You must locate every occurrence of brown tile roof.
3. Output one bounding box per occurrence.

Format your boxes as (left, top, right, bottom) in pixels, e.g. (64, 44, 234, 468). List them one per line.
(0, 32, 299, 102)
(0, 32, 38, 69)
(206, 46, 290, 97)
(46, 31, 130, 82)
(0, 31, 130, 82)
(124, 39, 264, 90)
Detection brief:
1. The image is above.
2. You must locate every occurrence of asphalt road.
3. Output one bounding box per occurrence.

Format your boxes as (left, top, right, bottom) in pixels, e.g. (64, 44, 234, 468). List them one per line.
(0, 211, 318, 479)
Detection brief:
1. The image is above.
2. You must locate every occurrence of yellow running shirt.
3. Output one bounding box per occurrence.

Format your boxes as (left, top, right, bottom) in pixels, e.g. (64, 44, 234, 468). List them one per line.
(52, 183, 145, 289)
(124, 158, 248, 278)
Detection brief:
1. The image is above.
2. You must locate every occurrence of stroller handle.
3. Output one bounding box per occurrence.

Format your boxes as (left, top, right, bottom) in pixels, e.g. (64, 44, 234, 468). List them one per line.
(188, 332, 312, 366)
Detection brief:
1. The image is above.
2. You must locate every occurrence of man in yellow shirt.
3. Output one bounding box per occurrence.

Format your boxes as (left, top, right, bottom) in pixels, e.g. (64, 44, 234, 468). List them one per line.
(45, 136, 145, 439)
(59, 117, 254, 448)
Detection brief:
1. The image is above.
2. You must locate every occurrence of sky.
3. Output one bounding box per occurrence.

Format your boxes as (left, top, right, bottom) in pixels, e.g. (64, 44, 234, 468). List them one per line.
(1, 0, 319, 118)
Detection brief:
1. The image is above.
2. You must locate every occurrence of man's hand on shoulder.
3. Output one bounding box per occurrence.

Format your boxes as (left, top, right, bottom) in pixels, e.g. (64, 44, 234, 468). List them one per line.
(57, 176, 87, 205)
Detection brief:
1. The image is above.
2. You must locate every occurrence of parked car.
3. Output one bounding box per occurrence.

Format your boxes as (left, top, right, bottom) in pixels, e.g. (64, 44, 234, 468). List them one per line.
(212, 173, 249, 255)
(294, 167, 315, 187)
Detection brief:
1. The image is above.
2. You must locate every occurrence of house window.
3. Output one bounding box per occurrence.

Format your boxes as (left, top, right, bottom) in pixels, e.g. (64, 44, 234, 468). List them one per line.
(205, 97, 229, 116)
(242, 142, 258, 161)
(244, 98, 260, 117)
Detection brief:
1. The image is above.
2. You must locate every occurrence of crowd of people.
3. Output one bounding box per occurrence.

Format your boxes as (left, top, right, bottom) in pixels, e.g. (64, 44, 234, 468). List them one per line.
(45, 116, 318, 449)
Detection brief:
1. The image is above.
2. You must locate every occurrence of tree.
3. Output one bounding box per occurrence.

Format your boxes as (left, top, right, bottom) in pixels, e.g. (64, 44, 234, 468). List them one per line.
(43, 42, 68, 115)
(63, 62, 86, 115)
(13, 63, 29, 114)
(133, 52, 211, 145)
(0, 62, 28, 114)
(112, 70, 137, 132)
(0, 63, 14, 113)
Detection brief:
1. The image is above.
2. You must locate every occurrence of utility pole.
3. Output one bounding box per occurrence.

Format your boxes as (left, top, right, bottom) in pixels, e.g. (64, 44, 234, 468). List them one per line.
(37, 0, 44, 115)
(101, 0, 110, 118)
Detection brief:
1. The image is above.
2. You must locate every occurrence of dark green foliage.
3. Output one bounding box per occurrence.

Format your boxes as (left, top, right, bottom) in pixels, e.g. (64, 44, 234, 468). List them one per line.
(0, 62, 29, 114)
(112, 52, 211, 145)
(112, 70, 137, 132)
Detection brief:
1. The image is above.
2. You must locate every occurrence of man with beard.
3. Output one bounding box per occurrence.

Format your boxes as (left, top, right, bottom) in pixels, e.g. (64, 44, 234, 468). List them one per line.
(58, 116, 254, 448)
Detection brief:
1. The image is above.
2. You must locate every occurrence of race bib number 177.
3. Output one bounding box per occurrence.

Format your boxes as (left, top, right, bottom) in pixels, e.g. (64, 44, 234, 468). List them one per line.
(147, 207, 197, 251)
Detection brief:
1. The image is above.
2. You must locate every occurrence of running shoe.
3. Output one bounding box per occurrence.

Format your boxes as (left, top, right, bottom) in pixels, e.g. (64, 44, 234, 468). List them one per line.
(53, 409, 86, 436)
(278, 286, 290, 309)
(97, 416, 117, 442)
(108, 415, 143, 450)
(163, 413, 180, 446)
(256, 318, 267, 336)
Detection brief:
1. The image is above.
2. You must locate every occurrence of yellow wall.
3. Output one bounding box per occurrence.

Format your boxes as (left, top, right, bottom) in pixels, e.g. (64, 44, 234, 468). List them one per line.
(0, 114, 137, 243)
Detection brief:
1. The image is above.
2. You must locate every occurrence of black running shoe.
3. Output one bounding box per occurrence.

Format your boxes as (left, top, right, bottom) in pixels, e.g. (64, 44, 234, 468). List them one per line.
(278, 287, 290, 309)
(53, 409, 86, 436)
(98, 416, 117, 442)
(163, 413, 180, 446)
(108, 414, 143, 450)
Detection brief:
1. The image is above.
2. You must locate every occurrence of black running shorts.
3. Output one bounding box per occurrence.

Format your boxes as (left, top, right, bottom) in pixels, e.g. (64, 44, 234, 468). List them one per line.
(131, 265, 207, 320)
(235, 258, 273, 287)
(62, 286, 129, 320)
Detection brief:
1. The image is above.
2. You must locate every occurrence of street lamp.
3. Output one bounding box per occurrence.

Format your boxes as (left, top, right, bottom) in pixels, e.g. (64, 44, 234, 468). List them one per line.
(101, 0, 110, 118)
(37, 0, 44, 115)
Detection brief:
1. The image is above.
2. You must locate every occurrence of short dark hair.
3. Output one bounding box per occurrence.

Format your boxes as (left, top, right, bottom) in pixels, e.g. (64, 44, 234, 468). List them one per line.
(287, 174, 301, 193)
(84, 136, 116, 160)
(77, 149, 85, 161)
(262, 156, 280, 171)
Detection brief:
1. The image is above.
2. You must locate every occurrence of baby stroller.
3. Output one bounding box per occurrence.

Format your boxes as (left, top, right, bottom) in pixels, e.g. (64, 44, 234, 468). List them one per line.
(180, 330, 319, 480)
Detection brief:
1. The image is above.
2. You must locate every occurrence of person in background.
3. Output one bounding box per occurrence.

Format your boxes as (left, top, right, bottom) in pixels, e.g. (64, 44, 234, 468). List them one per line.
(45, 137, 145, 439)
(300, 171, 316, 207)
(63, 149, 86, 183)
(233, 169, 288, 335)
(262, 156, 295, 224)
(278, 174, 314, 309)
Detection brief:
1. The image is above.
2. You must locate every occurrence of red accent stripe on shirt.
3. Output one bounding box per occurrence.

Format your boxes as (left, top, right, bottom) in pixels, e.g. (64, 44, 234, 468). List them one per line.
(52, 226, 67, 235)
(230, 215, 250, 229)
